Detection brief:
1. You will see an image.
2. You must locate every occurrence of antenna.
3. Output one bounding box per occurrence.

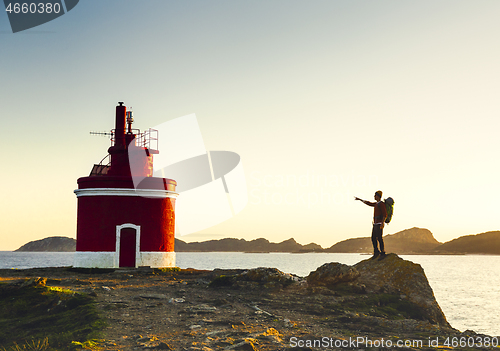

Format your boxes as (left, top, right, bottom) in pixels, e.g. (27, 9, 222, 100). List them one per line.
(90, 131, 114, 137)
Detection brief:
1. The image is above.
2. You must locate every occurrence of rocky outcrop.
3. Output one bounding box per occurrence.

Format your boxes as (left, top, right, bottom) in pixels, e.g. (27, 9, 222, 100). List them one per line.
(355, 254, 449, 326)
(307, 253, 450, 327)
(209, 254, 450, 329)
(15, 237, 76, 252)
(2, 261, 484, 350)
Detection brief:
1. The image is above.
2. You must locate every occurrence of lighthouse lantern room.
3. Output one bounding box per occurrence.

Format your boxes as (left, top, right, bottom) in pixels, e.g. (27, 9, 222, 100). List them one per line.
(74, 102, 178, 268)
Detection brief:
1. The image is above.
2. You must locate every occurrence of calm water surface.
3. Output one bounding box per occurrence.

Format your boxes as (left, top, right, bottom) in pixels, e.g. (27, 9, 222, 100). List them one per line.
(1, 251, 498, 336)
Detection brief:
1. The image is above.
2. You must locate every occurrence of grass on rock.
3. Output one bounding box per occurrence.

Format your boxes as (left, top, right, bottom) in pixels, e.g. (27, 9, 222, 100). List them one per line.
(0, 281, 105, 350)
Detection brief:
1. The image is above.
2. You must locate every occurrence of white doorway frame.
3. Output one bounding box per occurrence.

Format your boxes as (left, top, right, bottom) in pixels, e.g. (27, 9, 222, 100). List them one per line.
(115, 223, 141, 268)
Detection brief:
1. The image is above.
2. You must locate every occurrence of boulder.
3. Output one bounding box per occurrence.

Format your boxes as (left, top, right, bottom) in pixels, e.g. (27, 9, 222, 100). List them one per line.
(305, 254, 450, 327)
(307, 263, 360, 287)
(224, 340, 258, 350)
(240, 267, 298, 284)
(209, 267, 299, 290)
(20, 277, 47, 287)
(354, 253, 450, 327)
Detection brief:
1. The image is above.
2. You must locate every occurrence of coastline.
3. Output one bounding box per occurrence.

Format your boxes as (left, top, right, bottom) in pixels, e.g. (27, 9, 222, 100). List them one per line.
(5, 250, 497, 255)
(1, 255, 498, 350)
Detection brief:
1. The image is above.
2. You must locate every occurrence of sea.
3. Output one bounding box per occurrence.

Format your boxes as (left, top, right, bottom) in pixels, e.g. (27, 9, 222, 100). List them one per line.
(1, 251, 498, 337)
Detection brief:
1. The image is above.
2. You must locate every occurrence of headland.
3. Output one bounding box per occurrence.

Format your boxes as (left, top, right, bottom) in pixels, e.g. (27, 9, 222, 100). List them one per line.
(0, 254, 495, 350)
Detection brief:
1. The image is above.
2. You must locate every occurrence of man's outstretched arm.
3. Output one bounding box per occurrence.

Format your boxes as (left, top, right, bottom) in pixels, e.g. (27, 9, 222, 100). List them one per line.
(354, 197, 375, 207)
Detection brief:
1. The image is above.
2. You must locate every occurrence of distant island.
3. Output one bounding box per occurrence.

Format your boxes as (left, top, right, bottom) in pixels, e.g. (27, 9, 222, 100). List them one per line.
(14, 228, 500, 255)
(175, 237, 322, 253)
(324, 227, 442, 254)
(432, 231, 500, 255)
(15, 236, 76, 252)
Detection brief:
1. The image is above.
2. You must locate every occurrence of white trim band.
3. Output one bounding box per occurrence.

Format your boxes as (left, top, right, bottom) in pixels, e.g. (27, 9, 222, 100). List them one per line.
(73, 251, 176, 268)
(74, 188, 178, 198)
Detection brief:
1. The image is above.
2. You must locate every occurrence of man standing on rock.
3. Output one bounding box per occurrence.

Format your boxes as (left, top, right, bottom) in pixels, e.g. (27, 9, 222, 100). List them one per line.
(355, 191, 387, 260)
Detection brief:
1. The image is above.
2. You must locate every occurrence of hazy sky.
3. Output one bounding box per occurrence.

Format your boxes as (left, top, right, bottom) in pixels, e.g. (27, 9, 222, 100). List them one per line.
(1, 1, 499, 250)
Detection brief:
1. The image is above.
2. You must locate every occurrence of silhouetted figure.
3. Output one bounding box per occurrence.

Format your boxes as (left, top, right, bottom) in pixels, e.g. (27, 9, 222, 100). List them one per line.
(355, 191, 388, 260)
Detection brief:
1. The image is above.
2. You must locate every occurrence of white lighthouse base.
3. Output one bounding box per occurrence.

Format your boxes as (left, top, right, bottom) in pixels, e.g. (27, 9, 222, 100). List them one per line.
(73, 251, 176, 268)
(140, 252, 176, 268)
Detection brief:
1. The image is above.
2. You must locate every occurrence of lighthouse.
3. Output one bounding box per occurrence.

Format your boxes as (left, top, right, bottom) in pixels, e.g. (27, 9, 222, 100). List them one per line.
(74, 102, 178, 268)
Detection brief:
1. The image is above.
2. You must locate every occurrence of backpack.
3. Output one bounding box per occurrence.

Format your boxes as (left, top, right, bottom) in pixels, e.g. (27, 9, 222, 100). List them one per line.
(384, 197, 394, 224)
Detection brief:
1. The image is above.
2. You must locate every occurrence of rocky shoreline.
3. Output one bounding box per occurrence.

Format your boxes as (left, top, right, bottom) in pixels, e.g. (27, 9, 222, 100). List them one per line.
(0, 254, 496, 350)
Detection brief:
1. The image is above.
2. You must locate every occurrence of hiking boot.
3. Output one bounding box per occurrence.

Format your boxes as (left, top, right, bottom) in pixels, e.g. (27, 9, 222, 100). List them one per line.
(378, 252, 387, 260)
(371, 252, 380, 260)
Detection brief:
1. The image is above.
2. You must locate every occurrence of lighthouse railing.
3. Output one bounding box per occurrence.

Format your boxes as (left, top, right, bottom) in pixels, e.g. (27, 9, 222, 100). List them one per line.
(140, 128, 159, 152)
(89, 154, 111, 176)
(108, 128, 158, 152)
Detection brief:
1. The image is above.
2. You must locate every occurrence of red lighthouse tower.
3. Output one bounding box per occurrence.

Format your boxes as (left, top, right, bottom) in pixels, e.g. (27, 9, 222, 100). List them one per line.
(74, 102, 178, 268)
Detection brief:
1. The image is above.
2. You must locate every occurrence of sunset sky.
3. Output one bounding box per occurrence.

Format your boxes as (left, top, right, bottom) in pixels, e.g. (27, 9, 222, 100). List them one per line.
(1, 1, 499, 251)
